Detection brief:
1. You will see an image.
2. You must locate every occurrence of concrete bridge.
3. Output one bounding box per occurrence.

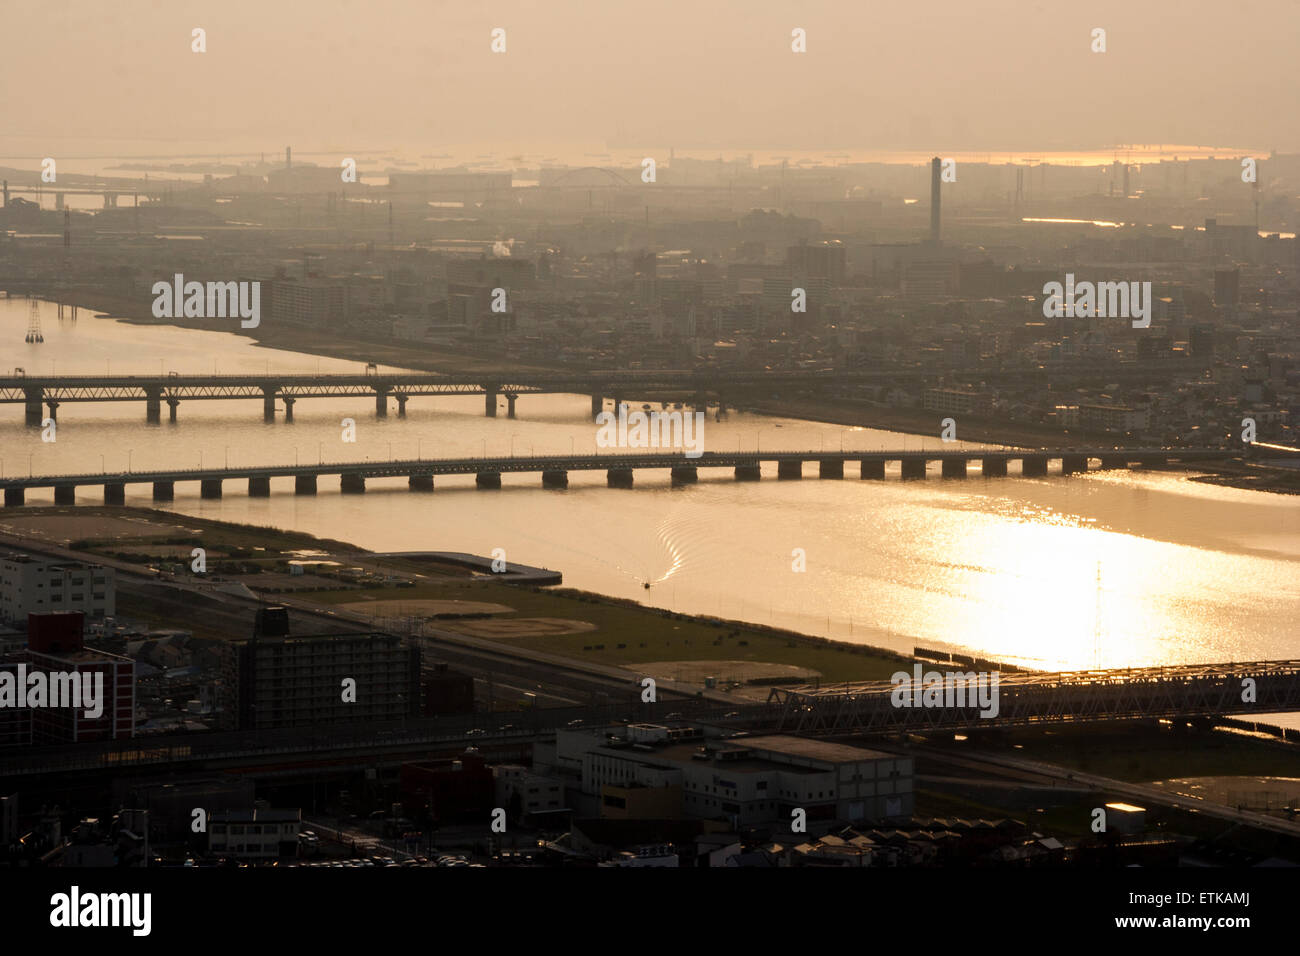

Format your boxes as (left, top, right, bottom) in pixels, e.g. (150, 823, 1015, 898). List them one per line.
(770, 659, 1300, 733)
(0, 447, 1232, 505)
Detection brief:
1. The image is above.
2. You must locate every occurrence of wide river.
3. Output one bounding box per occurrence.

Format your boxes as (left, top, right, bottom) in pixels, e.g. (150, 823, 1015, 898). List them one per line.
(1, 297, 1297, 671)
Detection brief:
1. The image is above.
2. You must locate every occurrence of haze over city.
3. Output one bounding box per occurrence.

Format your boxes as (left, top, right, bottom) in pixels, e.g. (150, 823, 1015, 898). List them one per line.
(0, 0, 1296, 938)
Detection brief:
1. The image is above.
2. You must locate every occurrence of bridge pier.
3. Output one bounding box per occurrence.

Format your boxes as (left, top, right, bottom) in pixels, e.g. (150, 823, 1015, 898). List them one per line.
(152, 481, 174, 502)
(201, 479, 222, 499)
(408, 474, 433, 492)
(54, 484, 75, 505)
(860, 459, 885, 479)
(606, 467, 634, 488)
(506, 393, 517, 419)
(670, 466, 698, 485)
(900, 458, 927, 480)
(734, 464, 761, 481)
(591, 394, 603, 420)
(818, 459, 844, 479)
(45, 401, 59, 422)
(341, 474, 366, 494)
(374, 387, 389, 418)
(1061, 454, 1088, 475)
(1099, 455, 1128, 470)
(542, 469, 568, 489)
(295, 475, 317, 495)
(103, 483, 125, 505)
(981, 456, 1008, 477)
(283, 397, 295, 423)
(3, 488, 23, 507)
(777, 460, 803, 480)
(248, 476, 271, 497)
(395, 394, 407, 419)
(1021, 454, 1048, 477)
(484, 388, 498, 418)
(941, 456, 967, 479)
(476, 471, 502, 489)
(24, 387, 43, 427)
(167, 398, 180, 423)
(145, 388, 162, 425)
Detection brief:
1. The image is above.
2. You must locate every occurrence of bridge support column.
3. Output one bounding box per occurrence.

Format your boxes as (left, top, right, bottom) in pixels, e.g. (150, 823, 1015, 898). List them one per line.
(24, 387, 43, 427)
(374, 388, 389, 418)
(167, 398, 180, 423)
(104, 483, 125, 505)
(152, 481, 174, 502)
(53, 484, 75, 505)
(44, 401, 59, 423)
(476, 471, 502, 489)
(484, 388, 498, 418)
(670, 466, 698, 486)
(200, 479, 222, 499)
(818, 459, 844, 479)
(248, 476, 270, 497)
(395, 394, 407, 419)
(283, 397, 295, 423)
(341, 474, 366, 494)
(900, 458, 927, 480)
(55, 193, 65, 211)
(1099, 455, 1128, 470)
(145, 388, 162, 425)
(734, 464, 761, 481)
(1021, 455, 1048, 477)
(860, 460, 885, 479)
(506, 394, 517, 419)
(408, 474, 433, 492)
(606, 468, 634, 488)
(295, 475, 317, 495)
(941, 457, 967, 478)
(777, 460, 803, 480)
(542, 469, 568, 489)
(3, 488, 24, 507)
(981, 457, 1008, 477)
(591, 394, 603, 420)
(1061, 454, 1088, 475)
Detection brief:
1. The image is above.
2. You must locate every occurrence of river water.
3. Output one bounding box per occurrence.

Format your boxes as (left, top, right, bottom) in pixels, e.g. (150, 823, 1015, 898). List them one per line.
(1, 296, 1297, 670)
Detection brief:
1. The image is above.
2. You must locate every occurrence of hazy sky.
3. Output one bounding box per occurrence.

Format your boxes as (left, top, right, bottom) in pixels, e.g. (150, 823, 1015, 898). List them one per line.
(4, 0, 1298, 157)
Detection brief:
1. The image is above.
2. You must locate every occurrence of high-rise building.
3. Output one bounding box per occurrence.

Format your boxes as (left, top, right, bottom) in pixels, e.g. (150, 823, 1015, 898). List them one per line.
(220, 609, 421, 731)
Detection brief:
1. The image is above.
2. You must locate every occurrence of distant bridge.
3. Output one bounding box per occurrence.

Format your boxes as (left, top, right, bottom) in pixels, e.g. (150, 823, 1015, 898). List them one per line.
(0, 370, 908, 425)
(0, 447, 1233, 505)
(770, 660, 1300, 733)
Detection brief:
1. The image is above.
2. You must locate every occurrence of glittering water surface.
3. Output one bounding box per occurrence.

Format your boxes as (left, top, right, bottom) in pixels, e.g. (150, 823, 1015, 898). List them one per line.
(1, 297, 1296, 669)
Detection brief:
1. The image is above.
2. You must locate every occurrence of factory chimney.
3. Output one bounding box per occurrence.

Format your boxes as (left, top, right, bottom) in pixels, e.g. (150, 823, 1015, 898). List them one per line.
(286, 146, 292, 171)
(929, 157, 941, 245)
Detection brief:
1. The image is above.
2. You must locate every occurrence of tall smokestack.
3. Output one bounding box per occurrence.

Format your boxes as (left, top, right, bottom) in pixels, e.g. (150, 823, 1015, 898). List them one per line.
(929, 157, 941, 245)
(286, 146, 292, 170)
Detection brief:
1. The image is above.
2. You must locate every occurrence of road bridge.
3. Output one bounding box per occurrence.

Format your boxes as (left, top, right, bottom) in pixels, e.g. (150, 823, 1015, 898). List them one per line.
(0, 447, 1232, 505)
